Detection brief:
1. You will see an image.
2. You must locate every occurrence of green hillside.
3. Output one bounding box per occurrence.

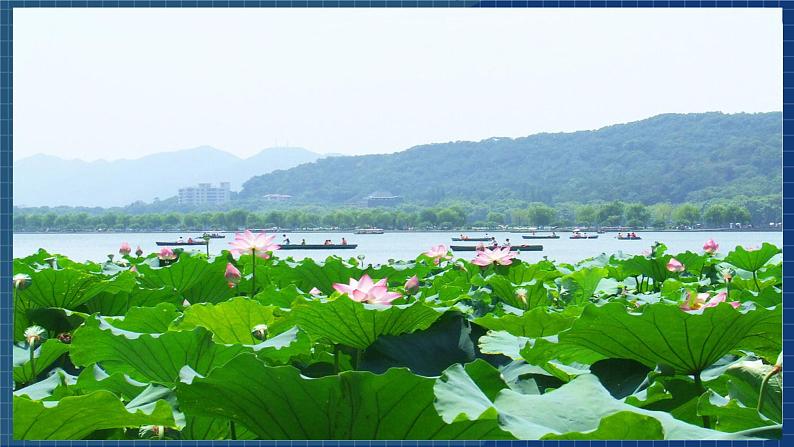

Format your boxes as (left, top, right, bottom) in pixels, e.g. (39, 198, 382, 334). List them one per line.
(240, 112, 781, 205)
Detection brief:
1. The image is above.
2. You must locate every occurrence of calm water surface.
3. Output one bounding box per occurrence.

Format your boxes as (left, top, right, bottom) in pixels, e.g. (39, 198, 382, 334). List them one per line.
(13, 231, 783, 265)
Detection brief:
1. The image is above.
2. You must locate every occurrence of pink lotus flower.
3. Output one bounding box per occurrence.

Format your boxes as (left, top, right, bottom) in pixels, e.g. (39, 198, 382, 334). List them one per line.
(309, 287, 322, 296)
(425, 244, 452, 264)
(332, 274, 402, 305)
(158, 247, 176, 260)
(225, 263, 241, 288)
(703, 239, 719, 254)
(472, 247, 517, 266)
(680, 290, 739, 312)
(404, 275, 419, 292)
(228, 230, 280, 259)
(135, 245, 144, 257)
(119, 242, 131, 256)
(666, 258, 685, 273)
(129, 265, 138, 273)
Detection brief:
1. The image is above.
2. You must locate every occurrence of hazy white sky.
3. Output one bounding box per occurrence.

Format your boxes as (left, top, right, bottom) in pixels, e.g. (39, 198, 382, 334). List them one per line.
(14, 8, 781, 161)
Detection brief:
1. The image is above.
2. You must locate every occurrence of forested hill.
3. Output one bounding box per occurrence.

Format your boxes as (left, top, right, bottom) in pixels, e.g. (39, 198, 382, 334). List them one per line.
(240, 112, 781, 205)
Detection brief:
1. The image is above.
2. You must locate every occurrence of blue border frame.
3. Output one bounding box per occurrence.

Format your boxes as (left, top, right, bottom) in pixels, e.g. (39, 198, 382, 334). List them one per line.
(0, 2, 789, 446)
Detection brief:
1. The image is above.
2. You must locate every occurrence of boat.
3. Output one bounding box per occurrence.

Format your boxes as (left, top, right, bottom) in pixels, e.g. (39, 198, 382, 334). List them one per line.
(279, 244, 358, 250)
(569, 234, 599, 240)
(617, 236, 642, 240)
(355, 228, 385, 234)
(156, 240, 209, 246)
(451, 237, 493, 242)
(450, 244, 542, 252)
(522, 235, 560, 240)
(199, 232, 225, 239)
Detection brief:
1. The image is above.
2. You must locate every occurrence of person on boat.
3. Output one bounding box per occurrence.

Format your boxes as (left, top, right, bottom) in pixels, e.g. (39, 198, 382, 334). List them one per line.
(324, 240, 331, 245)
(282, 234, 290, 245)
(341, 237, 348, 245)
(552, 231, 557, 237)
(618, 232, 623, 239)
(188, 237, 194, 243)
(301, 239, 306, 245)
(177, 236, 184, 244)
(504, 238, 511, 247)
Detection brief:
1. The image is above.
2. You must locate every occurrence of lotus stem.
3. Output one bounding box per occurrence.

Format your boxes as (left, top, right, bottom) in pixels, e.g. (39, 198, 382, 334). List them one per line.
(753, 271, 760, 291)
(757, 365, 781, 415)
(694, 372, 711, 429)
(229, 420, 237, 440)
(251, 254, 257, 297)
(28, 343, 36, 385)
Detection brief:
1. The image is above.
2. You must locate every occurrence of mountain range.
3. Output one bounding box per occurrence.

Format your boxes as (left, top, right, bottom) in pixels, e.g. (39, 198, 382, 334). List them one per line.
(14, 146, 325, 207)
(239, 112, 782, 205)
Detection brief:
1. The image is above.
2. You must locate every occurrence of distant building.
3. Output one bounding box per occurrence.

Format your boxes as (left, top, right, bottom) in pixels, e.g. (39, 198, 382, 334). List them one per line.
(263, 194, 292, 201)
(178, 182, 231, 205)
(367, 191, 403, 207)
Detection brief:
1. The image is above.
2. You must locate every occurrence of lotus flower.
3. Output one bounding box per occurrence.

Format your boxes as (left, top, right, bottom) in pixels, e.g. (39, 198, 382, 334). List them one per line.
(703, 239, 719, 254)
(333, 274, 402, 305)
(309, 287, 322, 295)
(139, 425, 165, 440)
(158, 247, 176, 261)
(228, 230, 280, 259)
(666, 258, 685, 273)
(225, 263, 241, 288)
(425, 244, 452, 264)
(24, 325, 46, 347)
(13, 273, 32, 290)
(119, 242, 131, 256)
(135, 245, 144, 257)
(404, 275, 419, 292)
(472, 247, 517, 266)
(515, 288, 528, 306)
(680, 290, 739, 312)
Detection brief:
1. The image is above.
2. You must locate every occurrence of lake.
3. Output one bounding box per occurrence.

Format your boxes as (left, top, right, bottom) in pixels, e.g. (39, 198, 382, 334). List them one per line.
(13, 231, 783, 265)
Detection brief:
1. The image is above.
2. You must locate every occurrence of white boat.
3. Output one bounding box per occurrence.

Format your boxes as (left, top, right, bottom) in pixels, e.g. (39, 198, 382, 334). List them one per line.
(354, 228, 385, 234)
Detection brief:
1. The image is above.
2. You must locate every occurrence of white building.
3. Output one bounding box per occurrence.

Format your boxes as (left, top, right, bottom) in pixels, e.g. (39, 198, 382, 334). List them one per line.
(178, 182, 231, 205)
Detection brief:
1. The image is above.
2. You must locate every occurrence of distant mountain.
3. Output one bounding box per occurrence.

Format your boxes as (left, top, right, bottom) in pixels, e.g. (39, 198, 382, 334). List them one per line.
(240, 112, 782, 205)
(14, 146, 325, 207)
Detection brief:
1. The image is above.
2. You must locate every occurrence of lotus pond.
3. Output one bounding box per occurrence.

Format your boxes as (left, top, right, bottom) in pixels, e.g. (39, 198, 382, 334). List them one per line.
(11, 238, 783, 440)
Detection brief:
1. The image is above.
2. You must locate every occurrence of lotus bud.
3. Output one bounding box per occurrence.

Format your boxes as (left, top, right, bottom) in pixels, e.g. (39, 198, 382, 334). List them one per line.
(139, 425, 165, 440)
(24, 325, 46, 347)
(56, 332, 72, 344)
(703, 239, 718, 254)
(119, 242, 132, 256)
(158, 247, 176, 261)
(666, 258, 685, 273)
(251, 324, 268, 341)
(404, 275, 419, 293)
(182, 299, 191, 307)
(135, 245, 144, 257)
(13, 273, 32, 290)
(309, 287, 322, 296)
(515, 288, 528, 306)
(130, 265, 138, 273)
(722, 268, 734, 283)
(225, 263, 241, 288)
(107, 254, 114, 263)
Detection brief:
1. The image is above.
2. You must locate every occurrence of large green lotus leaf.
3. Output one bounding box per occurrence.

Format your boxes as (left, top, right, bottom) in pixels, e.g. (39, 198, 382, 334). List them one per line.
(560, 267, 611, 305)
(674, 251, 707, 276)
(13, 339, 70, 384)
(618, 254, 672, 285)
(13, 390, 176, 440)
(70, 317, 246, 385)
(269, 257, 362, 294)
(540, 411, 664, 440)
(724, 359, 782, 423)
(83, 286, 184, 316)
(253, 284, 304, 308)
(493, 374, 751, 440)
(505, 260, 562, 284)
(104, 302, 180, 333)
(433, 360, 508, 423)
(14, 249, 102, 274)
(250, 326, 314, 365)
(478, 330, 530, 360)
(291, 297, 444, 349)
(172, 297, 279, 344)
(485, 276, 549, 310)
(483, 332, 590, 382)
(72, 365, 150, 401)
(360, 313, 476, 376)
(176, 353, 513, 439)
(474, 306, 580, 337)
(557, 302, 781, 374)
(625, 375, 702, 426)
(14, 369, 76, 401)
(724, 243, 781, 273)
(135, 255, 237, 304)
(18, 268, 136, 310)
(697, 390, 777, 433)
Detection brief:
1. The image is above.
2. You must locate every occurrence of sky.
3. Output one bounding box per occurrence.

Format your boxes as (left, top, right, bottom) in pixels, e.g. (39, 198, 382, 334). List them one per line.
(14, 8, 782, 161)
